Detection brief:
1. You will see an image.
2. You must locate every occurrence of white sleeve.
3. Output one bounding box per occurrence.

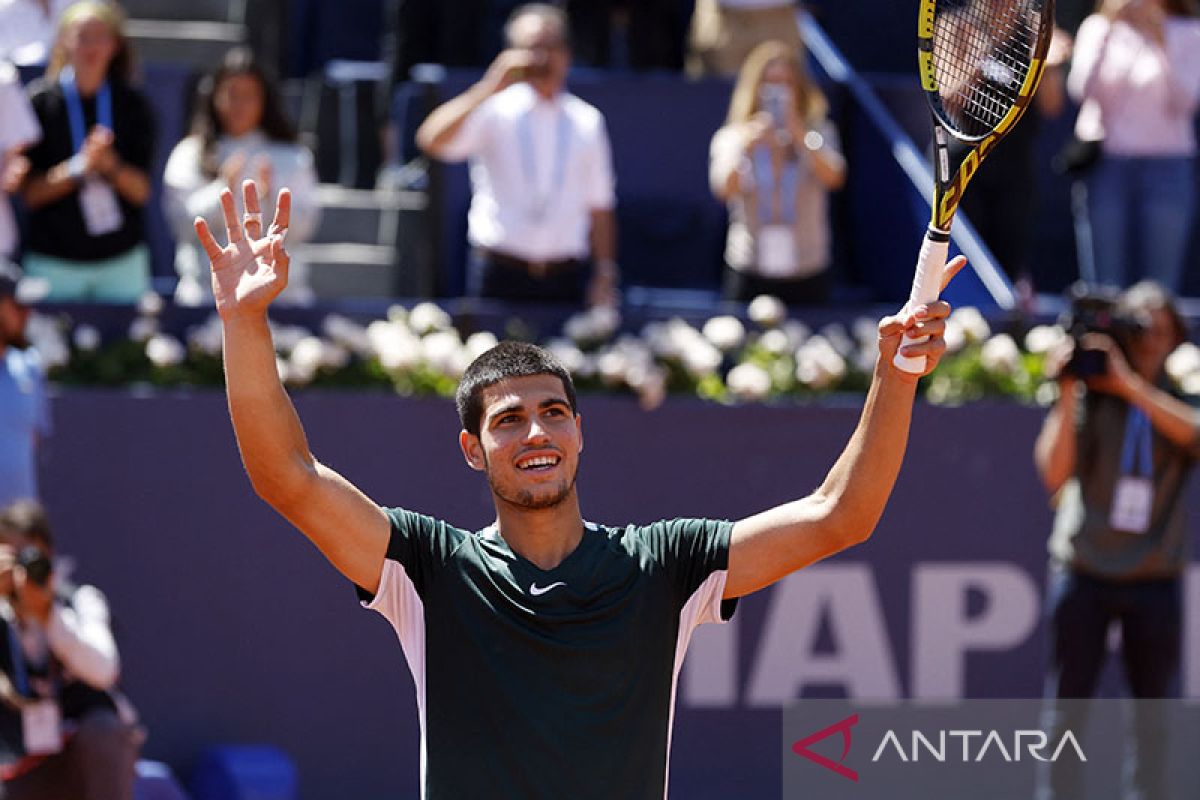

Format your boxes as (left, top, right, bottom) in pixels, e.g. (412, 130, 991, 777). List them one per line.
(163, 136, 225, 240)
(0, 65, 40, 151)
(583, 114, 616, 211)
(1066, 15, 1112, 103)
(46, 585, 120, 691)
(273, 145, 321, 245)
(709, 126, 745, 198)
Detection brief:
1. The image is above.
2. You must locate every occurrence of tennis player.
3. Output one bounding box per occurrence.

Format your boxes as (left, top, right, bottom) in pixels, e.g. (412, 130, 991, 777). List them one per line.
(195, 182, 962, 799)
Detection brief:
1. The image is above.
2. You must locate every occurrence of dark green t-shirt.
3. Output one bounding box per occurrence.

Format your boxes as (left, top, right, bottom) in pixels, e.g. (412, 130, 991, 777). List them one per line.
(358, 510, 737, 799)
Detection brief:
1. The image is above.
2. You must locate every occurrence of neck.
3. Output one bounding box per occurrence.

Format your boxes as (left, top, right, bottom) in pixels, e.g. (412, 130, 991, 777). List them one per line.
(493, 491, 584, 571)
(71, 66, 106, 96)
(531, 80, 562, 101)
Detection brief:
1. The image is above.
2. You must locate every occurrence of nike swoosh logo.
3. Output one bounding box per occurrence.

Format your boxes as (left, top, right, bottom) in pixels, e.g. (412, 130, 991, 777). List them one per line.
(529, 581, 566, 596)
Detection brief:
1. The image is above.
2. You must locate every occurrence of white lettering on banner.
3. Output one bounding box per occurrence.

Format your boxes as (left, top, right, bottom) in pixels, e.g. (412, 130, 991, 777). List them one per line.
(911, 564, 1039, 699)
(745, 565, 901, 705)
(680, 562, 1200, 709)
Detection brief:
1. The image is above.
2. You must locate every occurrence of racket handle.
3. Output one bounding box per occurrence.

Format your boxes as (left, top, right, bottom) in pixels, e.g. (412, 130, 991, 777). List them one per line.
(893, 228, 950, 374)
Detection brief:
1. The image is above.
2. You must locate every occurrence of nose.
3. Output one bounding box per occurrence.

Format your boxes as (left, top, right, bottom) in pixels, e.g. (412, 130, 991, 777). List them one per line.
(524, 416, 551, 443)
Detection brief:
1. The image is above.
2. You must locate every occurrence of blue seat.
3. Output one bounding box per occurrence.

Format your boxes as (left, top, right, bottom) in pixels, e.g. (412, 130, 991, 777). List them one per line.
(134, 760, 190, 800)
(190, 745, 298, 800)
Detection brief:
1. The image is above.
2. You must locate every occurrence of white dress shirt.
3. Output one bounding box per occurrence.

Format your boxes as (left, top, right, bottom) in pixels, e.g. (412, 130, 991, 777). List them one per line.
(0, 0, 74, 67)
(0, 61, 41, 259)
(440, 82, 616, 262)
(1068, 15, 1200, 156)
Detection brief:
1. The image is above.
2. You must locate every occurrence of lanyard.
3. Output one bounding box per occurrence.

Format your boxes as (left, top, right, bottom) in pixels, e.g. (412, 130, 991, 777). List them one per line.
(516, 100, 571, 219)
(6, 623, 29, 696)
(1119, 406, 1154, 478)
(751, 144, 798, 225)
(60, 66, 112, 154)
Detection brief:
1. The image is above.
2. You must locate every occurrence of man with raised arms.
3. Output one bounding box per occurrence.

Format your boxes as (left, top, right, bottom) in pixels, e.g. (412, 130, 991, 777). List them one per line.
(194, 181, 963, 799)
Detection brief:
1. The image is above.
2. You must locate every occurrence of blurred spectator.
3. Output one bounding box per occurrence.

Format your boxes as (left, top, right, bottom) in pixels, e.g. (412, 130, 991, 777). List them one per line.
(1034, 281, 1195, 798)
(1, 62, 41, 261)
(0, 0, 73, 69)
(165, 47, 319, 307)
(565, 0, 689, 70)
(709, 40, 844, 305)
(0, 499, 140, 800)
(1067, 0, 1200, 293)
(960, 27, 1071, 291)
(687, 0, 802, 78)
(416, 3, 619, 306)
(0, 261, 49, 510)
(19, 1, 155, 303)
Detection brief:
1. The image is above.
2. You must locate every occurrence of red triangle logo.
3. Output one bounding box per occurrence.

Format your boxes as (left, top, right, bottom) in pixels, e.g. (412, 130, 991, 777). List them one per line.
(791, 713, 860, 782)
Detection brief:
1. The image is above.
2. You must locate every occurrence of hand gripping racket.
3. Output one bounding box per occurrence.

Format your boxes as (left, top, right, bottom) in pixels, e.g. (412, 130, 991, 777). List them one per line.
(894, 0, 1055, 372)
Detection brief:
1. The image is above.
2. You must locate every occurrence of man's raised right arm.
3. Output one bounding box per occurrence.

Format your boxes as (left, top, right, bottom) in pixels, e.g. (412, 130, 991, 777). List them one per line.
(199, 182, 389, 594)
(415, 49, 537, 158)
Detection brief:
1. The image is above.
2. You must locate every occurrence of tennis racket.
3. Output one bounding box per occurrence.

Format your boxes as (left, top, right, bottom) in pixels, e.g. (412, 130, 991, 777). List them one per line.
(894, 0, 1055, 373)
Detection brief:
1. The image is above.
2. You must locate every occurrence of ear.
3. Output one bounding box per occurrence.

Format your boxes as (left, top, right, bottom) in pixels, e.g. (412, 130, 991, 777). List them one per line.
(459, 430, 486, 472)
(575, 413, 583, 455)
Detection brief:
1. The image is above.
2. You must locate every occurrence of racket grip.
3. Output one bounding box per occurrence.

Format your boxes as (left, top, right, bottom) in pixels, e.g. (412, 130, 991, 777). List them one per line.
(892, 228, 950, 374)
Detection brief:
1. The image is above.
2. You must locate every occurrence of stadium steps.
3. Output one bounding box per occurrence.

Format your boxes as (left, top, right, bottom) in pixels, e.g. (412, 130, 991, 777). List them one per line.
(300, 185, 429, 299)
(126, 20, 246, 68)
(120, 0, 241, 23)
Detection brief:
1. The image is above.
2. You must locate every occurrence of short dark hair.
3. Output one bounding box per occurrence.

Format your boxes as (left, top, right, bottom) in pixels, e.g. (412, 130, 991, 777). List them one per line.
(456, 341, 577, 436)
(0, 500, 53, 551)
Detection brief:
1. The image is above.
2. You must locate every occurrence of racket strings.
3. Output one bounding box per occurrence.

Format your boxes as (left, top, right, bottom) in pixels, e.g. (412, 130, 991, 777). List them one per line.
(932, 0, 1044, 137)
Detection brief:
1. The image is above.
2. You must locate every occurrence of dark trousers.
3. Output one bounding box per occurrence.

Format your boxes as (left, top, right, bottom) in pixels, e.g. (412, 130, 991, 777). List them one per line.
(723, 267, 830, 306)
(1038, 568, 1181, 800)
(1, 710, 140, 800)
(469, 250, 588, 305)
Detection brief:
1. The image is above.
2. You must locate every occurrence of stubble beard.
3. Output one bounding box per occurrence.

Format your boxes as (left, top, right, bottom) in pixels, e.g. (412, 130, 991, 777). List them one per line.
(484, 454, 579, 511)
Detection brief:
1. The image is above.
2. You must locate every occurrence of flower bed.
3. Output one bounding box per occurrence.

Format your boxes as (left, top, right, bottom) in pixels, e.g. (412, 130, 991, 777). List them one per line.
(24, 295, 1200, 407)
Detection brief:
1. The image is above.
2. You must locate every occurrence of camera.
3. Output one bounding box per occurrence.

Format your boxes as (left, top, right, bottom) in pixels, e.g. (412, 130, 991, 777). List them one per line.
(17, 546, 53, 587)
(1057, 284, 1146, 379)
(759, 84, 790, 129)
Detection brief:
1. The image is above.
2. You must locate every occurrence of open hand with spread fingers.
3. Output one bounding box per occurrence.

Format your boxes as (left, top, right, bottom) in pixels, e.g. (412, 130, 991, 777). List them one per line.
(194, 180, 291, 320)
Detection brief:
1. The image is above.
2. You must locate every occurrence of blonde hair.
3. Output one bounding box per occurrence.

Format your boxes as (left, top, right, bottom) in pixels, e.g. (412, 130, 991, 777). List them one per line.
(46, 1, 135, 84)
(726, 40, 828, 127)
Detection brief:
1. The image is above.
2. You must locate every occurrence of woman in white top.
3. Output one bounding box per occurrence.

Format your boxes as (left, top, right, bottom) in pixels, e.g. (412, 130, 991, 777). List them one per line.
(1067, 0, 1200, 292)
(165, 47, 318, 305)
(709, 40, 845, 305)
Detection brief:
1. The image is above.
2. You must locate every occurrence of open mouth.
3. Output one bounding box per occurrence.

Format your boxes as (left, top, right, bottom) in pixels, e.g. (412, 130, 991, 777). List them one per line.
(516, 454, 561, 472)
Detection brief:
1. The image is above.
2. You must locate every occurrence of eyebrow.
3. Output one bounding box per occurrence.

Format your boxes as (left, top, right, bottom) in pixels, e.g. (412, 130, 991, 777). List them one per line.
(488, 397, 571, 423)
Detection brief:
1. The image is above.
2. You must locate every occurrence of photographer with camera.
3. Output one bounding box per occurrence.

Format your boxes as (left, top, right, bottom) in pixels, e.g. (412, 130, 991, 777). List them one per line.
(1034, 280, 1197, 798)
(0, 500, 139, 800)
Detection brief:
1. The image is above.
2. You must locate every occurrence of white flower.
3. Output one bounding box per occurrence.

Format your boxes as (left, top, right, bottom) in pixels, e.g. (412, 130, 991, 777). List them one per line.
(702, 315, 746, 352)
(1181, 372, 1200, 396)
(852, 317, 879, 345)
(596, 349, 628, 387)
(680, 338, 722, 377)
(367, 320, 420, 372)
(26, 314, 69, 369)
(613, 335, 654, 373)
(747, 295, 786, 327)
(564, 306, 620, 345)
(758, 329, 791, 356)
(1035, 381, 1059, 407)
(408, 302, 452, 335)
(146, 334, 186, 368)
(950, 307, 990, 345)
(464, 331, 499, 361)
(187, 315, 225, 357)
(795, 336, 846, 390)
(1024, 324, 1067, 356)
(290, 336, 325, 376)
(422, 330, 467, 377)
(270, 324, 309, 354)
(1165, 343, 1200, 383)
(818, 323, 855, 357)
(137, 291, 164, 317)
(129, 316, 158, 343)
(386, 304, 408, 325)
(275, 356, 289, 383)
(980, 333, 1022, 375)
(634, 366, 667, 411)
(321, 343, 351, 370)
(545, 338, 586, 374)
(782, 320, 811, 350)
(726, 362, 772, 402)
(72, 324, 101, 352)
(322, 315, 371, 356)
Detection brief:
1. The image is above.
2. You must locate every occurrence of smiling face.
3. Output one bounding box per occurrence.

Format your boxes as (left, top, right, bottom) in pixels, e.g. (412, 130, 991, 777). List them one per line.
(460, 374, 583, 511)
